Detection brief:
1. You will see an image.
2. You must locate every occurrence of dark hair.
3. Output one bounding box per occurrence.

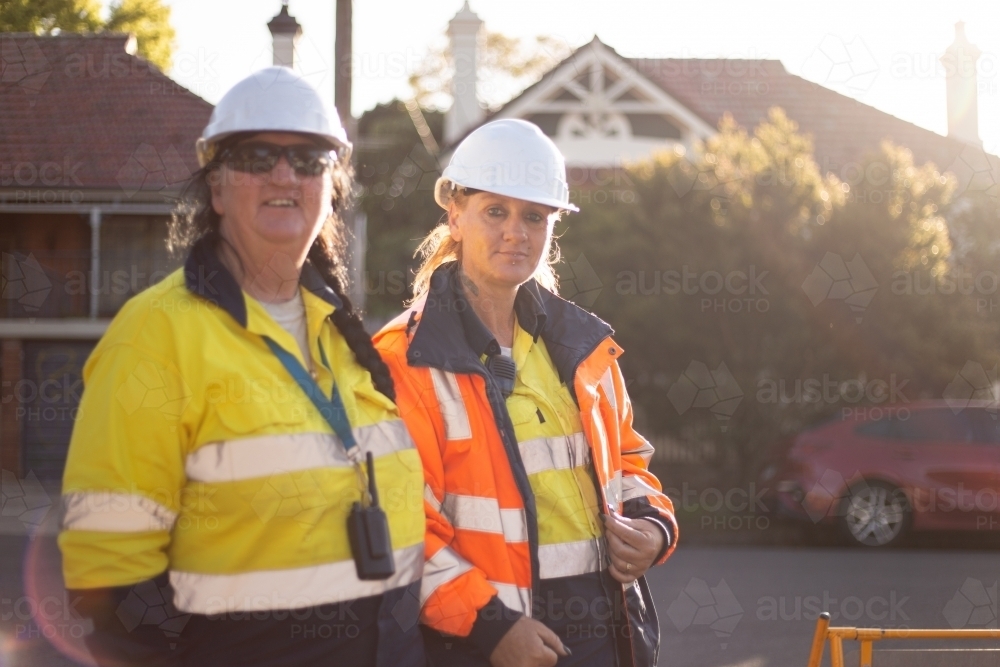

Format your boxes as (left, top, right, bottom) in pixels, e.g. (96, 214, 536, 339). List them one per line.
(169, 134, 396, 401)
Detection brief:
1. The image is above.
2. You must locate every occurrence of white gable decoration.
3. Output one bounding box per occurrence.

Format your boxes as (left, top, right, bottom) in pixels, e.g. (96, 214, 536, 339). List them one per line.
(490, 38, 716, 168)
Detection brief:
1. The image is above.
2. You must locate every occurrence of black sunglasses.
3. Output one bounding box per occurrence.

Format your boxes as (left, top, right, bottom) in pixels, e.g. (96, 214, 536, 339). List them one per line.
(219, 141, 339, 177)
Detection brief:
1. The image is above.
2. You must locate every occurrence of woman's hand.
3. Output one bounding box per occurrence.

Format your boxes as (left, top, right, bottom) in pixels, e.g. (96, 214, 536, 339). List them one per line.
(603, 512, 665, 584)
(489, 616, 569, 667)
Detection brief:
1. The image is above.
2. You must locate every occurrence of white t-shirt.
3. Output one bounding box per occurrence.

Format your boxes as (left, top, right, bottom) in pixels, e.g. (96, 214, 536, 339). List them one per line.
(260, 291, 312, 369)
(499, 346, 512, 358)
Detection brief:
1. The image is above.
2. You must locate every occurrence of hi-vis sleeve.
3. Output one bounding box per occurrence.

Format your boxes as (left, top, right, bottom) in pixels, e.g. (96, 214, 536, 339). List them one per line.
(601, 361, 678, 565)
(602, 359, 678, 565)
(59, 341, 189, 589)
(377, 338, 500, 638)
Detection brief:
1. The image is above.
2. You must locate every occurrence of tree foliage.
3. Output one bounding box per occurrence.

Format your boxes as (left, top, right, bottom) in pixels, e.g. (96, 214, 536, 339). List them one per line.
(104, 0, 174, 71)
(0, 0, 175, 71)
(356, 101, 444, 322)
(0, 0, 102, 33)
(556, 107, 1000, 481)
(409, 31, 571, 111)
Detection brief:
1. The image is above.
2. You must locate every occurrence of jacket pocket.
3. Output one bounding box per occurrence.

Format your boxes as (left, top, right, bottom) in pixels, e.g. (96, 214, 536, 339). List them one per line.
(506, 396, 540, 427)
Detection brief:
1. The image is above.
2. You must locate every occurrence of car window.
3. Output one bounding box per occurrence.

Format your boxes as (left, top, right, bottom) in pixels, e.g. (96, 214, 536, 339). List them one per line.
(965, 408, 1000, 443)
(855, 418, 893, 438)
(893, 408, 975, 442)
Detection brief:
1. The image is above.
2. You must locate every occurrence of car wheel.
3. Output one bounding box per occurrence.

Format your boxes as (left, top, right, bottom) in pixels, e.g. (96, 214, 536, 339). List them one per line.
(840, 480, 910, 547)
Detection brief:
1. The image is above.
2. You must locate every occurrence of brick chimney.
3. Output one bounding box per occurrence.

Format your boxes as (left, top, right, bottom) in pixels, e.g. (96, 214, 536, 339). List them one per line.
(268, 1, 302, 69)
(444, 2, 484, 145)
(942, 21, 982, 147)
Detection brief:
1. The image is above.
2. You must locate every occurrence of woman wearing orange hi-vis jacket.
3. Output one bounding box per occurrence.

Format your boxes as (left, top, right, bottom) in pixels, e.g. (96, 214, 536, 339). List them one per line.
(374, 119, 677, 667)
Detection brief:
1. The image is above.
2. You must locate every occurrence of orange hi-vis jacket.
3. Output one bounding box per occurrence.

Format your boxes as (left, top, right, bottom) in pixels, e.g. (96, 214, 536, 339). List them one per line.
(374, 263, 678, 666)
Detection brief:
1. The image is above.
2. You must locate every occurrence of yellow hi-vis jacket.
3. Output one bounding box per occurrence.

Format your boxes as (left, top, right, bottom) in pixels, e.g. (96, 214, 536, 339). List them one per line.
(59, 239, 424, 622)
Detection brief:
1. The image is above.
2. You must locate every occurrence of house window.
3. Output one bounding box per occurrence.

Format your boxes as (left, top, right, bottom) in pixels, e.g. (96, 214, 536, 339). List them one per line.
(626, 114, 684, 140)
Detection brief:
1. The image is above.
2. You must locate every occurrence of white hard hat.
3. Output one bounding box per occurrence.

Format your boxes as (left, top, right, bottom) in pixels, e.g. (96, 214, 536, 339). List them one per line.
(196, 66, 351, 167)
(435, 119, 578, 212)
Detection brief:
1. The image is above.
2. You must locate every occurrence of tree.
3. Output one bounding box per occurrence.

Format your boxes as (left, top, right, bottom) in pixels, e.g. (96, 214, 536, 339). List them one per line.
(557, 107, 1000, 484)
(356, 101, 444, 322)
(104, 0, 175, 71)
(0, 0, 102, 33)
(409, 31, 571, 111)
(0, 0, 175, 71)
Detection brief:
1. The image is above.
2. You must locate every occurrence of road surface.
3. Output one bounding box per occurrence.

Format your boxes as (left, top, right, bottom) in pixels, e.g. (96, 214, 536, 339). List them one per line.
(3, 536, 1000, 666)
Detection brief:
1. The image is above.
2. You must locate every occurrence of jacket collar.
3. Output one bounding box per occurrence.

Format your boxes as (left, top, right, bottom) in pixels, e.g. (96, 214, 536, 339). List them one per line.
(183, 233, 343, 329)
(454, 269, 547, 358)
(408, 262, 613, 387)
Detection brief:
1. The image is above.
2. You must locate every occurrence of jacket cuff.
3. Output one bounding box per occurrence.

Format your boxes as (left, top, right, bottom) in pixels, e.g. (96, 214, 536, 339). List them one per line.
(622, 497, 676, 565)
(71, 572, 183, 667)
(466, 595, 522, 658)
(638, 516, 673, 564)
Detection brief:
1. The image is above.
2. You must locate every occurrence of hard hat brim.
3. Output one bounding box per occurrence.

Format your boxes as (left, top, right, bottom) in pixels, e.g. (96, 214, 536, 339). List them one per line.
(434, 177, 579, 213)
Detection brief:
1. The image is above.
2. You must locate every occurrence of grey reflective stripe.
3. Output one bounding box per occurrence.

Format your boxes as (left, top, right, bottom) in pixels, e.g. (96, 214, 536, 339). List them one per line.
(62, 492, 177, 532)
(421, 545, 473, 605)
(424, 484, 442, 513)
(441, 493, 527, 543)
(599, 368, 617, 411)
(489, 581, 532, 616)
(429, 368, 472, 441)
(517, 433, 590, 476)
(604, 473, 622, 507)
(500, 508, 528, 542)
(622, 475, 660, 502)
(185, 420, 414, 483)
(622, 438, 655, 467)
(538, 538, 604, 579)
(171, 543, 423, 614)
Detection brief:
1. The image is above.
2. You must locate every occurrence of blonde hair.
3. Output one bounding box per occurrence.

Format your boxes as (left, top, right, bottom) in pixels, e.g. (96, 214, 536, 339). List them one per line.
(410, 189, 563, 302)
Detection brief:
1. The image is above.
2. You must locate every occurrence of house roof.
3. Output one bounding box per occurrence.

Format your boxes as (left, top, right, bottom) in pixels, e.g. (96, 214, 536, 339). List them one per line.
(0, 33, 212, 194)
(628, 55, 971, 175)
(476, 37, 979, 177)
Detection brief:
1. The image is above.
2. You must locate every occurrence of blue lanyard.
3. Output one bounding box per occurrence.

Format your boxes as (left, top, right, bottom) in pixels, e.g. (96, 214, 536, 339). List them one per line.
(262, 337, 358, 451)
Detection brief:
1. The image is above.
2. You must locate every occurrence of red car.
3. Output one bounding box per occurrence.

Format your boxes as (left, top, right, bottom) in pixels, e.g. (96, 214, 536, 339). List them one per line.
(761, 400, 1000, 547)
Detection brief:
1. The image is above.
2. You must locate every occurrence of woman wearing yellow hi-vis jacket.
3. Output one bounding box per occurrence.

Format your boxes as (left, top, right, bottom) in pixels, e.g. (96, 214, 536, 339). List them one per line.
(375, 119, 678, 667)
(58, 67, 425, 667)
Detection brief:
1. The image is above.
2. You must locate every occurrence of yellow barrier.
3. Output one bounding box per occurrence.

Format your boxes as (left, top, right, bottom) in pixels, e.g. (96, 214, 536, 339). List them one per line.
(806, 612, 1000, 667)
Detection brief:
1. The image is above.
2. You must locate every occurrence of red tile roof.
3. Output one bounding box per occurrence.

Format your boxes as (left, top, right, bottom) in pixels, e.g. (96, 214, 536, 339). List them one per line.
(484, 39, 986, 178)
(629, 56, 973, 176)
(0, 33, 212, 193)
